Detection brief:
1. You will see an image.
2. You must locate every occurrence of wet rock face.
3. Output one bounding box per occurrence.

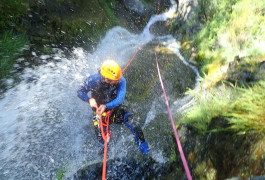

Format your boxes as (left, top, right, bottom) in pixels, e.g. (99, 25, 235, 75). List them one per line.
(174, 0, 201, 35)
(178, 115, 265, 179)
(125, 44, 196, 119)
(114, 0, 153, 32)
(123, 0, 149, 16)
(255, 61, 265, 81)
(228, 70, 254, 84)
(73, 157, 178, 180)
(177, 0, 198, 22)
(226, 56, 265, 86)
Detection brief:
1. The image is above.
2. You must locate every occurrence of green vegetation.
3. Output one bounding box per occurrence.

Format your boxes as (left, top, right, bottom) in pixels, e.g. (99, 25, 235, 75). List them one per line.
(179, 0, 265, 134)
(56, 0, 118, 43)
(225, 81, 265, 133)
(0, 1, 29, 79)
(180, 86, 231, 132)
(56, 169, 66, 180)
(0, 32, 28, 79)
(24, 0, 119, 46)
(181, 81, 265, 133)
(0, 0, 119, 80)
(194, 0, 265, 76)
(0, 0, 28, 32)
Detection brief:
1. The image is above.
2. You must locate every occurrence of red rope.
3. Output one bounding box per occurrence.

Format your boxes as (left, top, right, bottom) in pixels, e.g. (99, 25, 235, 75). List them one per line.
(99, 111, 112, 180)
(122, 47, 142, 72)
(99, 111, 111, 142)
(155, 52, 192, 180)
(122, 2, 161, 72)
(102, 140, 108, 180)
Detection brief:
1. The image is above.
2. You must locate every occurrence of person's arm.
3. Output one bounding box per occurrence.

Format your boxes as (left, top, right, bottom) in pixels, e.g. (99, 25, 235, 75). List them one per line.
(106, 77, 126, 109)
(77, 74, 100, 102)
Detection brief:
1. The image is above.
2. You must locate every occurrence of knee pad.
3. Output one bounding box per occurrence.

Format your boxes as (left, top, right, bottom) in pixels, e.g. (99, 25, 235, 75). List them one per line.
(124, 113, 133, 123)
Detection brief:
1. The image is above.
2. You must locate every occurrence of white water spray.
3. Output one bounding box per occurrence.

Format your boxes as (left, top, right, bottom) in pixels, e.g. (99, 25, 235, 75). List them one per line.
(0, 1, 199, 179)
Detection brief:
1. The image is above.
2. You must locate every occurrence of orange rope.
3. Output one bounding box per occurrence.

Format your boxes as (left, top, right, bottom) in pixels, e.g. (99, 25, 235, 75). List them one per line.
(122, 1, 161, 73)
(122, 47, 142, 72)
(99, 111, 111, 180)
(102, 141, 108, 180)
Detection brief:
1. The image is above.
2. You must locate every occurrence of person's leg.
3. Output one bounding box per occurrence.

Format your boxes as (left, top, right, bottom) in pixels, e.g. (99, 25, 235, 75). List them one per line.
(111, 106, 149, 154)
(123, 113, 149, 154)
(123, 113, 144, 143)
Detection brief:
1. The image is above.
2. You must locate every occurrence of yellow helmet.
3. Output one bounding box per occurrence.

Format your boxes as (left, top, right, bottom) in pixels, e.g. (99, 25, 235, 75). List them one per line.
(100, 60, 122, 80)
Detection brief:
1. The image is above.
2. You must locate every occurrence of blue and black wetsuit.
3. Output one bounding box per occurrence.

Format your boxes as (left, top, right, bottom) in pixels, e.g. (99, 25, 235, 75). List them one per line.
(77, 73, 149, 154)
(77, 73, 126, 109)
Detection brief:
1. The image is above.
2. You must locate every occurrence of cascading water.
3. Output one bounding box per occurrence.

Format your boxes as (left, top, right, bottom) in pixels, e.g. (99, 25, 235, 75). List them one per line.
(0, 0, 199, 179)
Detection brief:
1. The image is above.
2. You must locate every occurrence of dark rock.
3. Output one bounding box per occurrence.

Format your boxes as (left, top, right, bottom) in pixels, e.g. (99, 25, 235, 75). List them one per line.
(123, 0, 150, 16)
(228, 70, 254, 84)
(255, 61, 265, 81)
(226, 56, 256, 85)
(173, 0, 201, 36)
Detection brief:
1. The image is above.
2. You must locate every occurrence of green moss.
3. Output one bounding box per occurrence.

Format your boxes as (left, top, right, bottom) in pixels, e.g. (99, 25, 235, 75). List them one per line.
(180, 0, 265, 133)
(169, 145, 177, 164)
(0, 0, 121, 81)
(125, 45, 180, 103)
(46, 0, 118, 45)
(194, 161, 217, 180)
(42, 45, 53, 54)
(0, 31, 28, 79)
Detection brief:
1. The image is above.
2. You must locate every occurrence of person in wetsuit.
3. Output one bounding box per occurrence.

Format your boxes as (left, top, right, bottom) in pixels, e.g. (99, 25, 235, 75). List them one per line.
(77, 59, 149, 154)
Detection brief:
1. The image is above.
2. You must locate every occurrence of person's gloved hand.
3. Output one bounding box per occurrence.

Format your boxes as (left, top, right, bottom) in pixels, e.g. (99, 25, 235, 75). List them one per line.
(139, 141, 149, 154)
(88, 98, 98, 109)
(97, 104, 107, 115)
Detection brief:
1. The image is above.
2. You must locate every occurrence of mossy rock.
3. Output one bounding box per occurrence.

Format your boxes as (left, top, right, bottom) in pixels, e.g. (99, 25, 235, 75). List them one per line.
(124, 43, 196, 122)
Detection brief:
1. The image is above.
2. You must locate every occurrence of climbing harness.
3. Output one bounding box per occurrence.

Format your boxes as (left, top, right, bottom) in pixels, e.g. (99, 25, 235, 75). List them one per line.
(155, 52, 192, 180)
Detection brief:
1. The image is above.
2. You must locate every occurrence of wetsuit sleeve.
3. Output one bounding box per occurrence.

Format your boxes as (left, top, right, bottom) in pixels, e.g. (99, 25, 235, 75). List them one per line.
(77, 74, 100, 102)
(106, 77, 126, 109)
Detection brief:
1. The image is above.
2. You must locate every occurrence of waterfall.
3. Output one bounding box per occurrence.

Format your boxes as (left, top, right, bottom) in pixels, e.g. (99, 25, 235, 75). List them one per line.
(0, 1, 199, 179)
